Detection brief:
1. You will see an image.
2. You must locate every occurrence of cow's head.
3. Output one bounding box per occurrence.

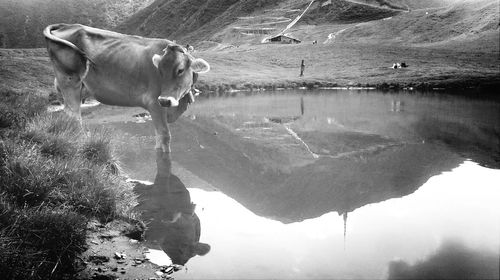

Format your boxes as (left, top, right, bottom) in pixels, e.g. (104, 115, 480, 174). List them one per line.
(161, 212, 211, 266)
(152, 44, 210, 107)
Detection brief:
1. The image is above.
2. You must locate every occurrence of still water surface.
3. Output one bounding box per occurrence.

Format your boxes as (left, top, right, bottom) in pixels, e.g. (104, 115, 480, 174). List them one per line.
(101, 90, 500, 279)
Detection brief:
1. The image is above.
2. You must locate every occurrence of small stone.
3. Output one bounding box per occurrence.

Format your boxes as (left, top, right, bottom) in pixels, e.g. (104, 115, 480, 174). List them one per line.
(111, 267, 118, 272)
(162, 266, 174, 274)
(155, 271, 164, 277)
(88, 255, 110, 264)
(114, 252, 126, 259)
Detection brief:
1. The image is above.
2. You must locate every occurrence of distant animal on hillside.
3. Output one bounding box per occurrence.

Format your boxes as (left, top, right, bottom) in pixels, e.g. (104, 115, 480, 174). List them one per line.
(392, 62, 408, 69)
(44, 23, 210, 154)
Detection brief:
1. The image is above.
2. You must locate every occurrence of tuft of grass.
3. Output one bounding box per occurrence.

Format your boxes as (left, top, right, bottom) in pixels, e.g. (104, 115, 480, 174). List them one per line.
(22, 113, 81, 158)
(25, 113, 82, 138)
(80, 127, 122, 175)
(0, 140, 6, 166)
(0, 203, 87, 280)
(39, 135, 75, 158)
(1, 139, 135, 221)
(0, 234, 35, 280)
(1, 143, 54, 207)
(0, 89, 48, 129)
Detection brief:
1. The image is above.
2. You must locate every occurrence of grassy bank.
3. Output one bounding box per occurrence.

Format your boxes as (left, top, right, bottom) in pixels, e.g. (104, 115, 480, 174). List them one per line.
(0, 88, 138, 279)
(1, 44, 499, 103)
(194, 42, 500, 95)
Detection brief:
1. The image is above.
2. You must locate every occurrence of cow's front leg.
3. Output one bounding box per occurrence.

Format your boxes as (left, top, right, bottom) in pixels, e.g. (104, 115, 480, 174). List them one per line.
(149, 104, 171, 154)
(154, 148, 172, 184)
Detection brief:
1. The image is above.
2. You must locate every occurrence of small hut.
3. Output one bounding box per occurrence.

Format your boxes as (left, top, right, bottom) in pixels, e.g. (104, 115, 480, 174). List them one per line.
(269, 34, 301, 44)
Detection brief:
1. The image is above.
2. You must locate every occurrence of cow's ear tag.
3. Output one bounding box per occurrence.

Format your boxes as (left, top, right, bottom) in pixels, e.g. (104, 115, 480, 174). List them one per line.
(152, 54, 162, 68)
(191, 58, 210, 74)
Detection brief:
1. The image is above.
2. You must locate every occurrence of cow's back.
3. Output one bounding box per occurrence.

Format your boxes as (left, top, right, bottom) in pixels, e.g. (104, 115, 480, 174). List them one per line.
(46, 24, 171, 107)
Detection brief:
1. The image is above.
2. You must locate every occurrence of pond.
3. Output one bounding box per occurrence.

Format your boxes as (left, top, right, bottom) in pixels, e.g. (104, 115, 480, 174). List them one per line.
(89, 89, 500, 279)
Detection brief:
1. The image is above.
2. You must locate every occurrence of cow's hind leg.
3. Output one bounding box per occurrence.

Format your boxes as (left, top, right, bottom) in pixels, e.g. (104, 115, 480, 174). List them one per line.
(47, 41, 87, 121)
(54, 74, 83, 121)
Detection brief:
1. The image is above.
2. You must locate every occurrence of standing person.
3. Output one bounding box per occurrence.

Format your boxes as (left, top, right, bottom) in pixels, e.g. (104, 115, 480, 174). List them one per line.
(300, 59, 305, 77)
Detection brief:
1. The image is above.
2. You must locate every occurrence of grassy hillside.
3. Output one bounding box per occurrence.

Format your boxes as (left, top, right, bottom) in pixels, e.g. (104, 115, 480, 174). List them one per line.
(0, 0, 152, 48)
(192, 42, 499, 93)
(300, 0, 401, 24)
(116, 0, 498, 54)
(349, 0, 456, 10)
(338, 0, 499, 51)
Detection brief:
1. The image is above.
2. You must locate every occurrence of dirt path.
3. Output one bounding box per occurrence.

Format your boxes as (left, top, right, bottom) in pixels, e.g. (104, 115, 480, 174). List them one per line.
(76, 220, 161, 280)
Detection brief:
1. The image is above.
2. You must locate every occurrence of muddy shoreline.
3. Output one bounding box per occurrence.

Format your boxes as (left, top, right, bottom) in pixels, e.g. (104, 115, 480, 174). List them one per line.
(195, 79, 500, 99)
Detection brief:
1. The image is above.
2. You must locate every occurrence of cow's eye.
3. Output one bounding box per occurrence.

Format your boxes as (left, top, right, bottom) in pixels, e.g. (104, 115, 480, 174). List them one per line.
(177, 68, 185, 75)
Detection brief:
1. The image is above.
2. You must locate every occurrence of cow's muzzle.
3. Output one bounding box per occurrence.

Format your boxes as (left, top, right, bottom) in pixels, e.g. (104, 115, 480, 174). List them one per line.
(158, 96, 179, 108)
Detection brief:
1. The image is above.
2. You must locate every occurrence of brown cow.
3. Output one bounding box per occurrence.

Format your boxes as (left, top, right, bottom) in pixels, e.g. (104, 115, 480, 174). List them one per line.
(43, 23, 210, 153)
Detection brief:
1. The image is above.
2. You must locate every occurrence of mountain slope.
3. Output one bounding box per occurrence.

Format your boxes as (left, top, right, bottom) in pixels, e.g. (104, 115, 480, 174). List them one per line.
(117, 0, 277, 43)
(338, 0, 499, 51)
(300, 0, 401, 24)
(0, 0, 152, 48)
(348, 0, 457, 10)
(118, 0, 408, 43)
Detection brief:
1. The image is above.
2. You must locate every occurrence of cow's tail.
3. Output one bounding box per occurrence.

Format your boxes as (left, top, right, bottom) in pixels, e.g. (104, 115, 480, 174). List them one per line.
(43, 24, 94, 65)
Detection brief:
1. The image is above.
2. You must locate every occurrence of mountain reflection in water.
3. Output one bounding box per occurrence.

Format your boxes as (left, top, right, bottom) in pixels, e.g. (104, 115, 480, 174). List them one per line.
(145, 161, 499, 279)
(95, 90, 500, 279)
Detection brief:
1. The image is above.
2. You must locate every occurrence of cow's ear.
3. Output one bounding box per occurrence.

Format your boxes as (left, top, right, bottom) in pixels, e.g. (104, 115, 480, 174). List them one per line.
(152, 54, 162, 68)
(191, 58, 210, 74)
(193, 242, 211, 256)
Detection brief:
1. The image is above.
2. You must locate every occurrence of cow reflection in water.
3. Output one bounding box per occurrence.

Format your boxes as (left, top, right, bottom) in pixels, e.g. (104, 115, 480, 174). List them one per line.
(134, 151, 210, 266)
